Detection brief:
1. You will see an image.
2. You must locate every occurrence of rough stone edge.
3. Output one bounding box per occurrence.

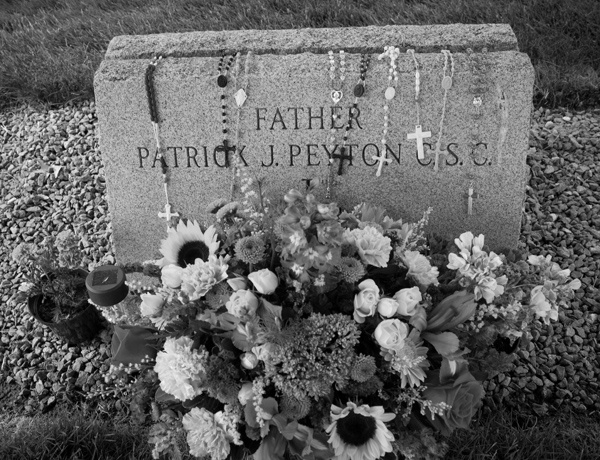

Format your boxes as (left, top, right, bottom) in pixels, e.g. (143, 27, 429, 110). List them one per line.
(104, 24, 518, 60)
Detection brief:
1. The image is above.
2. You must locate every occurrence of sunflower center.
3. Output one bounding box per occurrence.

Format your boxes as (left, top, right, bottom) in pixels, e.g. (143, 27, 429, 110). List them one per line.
(177, 240, 209, 267)
(336, 411, 377, 446)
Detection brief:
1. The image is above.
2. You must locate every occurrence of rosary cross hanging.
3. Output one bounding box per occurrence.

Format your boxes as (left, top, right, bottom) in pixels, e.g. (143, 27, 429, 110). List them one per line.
(406, 49, 431, 160)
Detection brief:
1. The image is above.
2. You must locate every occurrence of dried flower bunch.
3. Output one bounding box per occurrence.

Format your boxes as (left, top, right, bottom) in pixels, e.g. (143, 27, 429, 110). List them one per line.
(113, 174, 580, 460)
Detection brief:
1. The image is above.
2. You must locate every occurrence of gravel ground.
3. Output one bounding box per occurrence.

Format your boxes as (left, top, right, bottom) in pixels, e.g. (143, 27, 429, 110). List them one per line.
(0, 101, 599, 418)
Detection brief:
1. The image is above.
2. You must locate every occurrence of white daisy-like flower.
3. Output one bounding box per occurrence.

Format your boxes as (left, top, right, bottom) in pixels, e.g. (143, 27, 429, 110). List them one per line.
(159, 220, 220, 268)
(389, 335, 430, 388)
(326, 402, 395, 460)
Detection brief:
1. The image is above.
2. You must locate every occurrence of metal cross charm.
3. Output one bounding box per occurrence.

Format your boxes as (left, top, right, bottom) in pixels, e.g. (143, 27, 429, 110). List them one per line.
(330, 147, 352, 175)
(464, 186, 480, 216)
(407, 125, 432, 160)
(214, 140, 237, 167)
(372, 151, 392, 177)
(433, 146, 450, 172)
(158, 203, 179, 227)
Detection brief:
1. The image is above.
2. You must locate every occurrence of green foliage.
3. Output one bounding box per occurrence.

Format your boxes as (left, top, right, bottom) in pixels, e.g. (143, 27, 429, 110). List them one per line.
(0, 407, 152, 460)
(449, 408, 600, 459)
(1, 0, 599, 108)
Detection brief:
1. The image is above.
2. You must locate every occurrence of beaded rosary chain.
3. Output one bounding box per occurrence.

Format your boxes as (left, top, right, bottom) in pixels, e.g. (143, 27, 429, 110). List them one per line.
(326, 53, 371, 199)
(328, 50, 346, 104)
(144, 56, 180, 229)
(215, 53, 240, 168)
(373, 46, 401, 177)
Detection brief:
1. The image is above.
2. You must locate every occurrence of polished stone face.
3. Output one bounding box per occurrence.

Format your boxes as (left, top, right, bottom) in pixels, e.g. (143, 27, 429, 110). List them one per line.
(94, 24, 534, 262)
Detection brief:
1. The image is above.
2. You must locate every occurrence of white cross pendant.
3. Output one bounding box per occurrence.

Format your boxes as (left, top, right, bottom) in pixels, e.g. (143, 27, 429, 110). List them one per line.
(158, 203, 179, 228)
(372, 152, 392, 177)
(407, 125, 431, 159)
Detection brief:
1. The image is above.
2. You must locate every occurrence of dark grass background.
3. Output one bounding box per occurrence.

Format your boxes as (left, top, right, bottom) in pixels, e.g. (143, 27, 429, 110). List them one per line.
(0, 0, 599, 109)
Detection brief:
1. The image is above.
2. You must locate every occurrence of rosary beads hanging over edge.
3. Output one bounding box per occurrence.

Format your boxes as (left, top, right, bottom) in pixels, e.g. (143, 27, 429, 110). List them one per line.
(144, 56, 180, 231)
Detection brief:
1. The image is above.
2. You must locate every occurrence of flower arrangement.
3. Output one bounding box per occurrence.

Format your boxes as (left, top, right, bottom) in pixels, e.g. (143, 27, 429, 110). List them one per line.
(113, 177, 580, 460)
(12, 230, 90, 322)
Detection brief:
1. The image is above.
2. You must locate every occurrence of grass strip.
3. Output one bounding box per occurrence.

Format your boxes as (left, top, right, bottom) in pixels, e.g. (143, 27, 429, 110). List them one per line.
(1, 0, 599, 108)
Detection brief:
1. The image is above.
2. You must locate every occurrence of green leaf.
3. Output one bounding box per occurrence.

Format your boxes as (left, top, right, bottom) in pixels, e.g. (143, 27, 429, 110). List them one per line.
(253, 427, 287, 460)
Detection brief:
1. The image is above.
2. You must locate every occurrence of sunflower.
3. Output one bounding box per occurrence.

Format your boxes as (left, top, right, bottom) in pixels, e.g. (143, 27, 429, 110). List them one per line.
(326, 402, 395, 460)
(159, 220, 220, 268)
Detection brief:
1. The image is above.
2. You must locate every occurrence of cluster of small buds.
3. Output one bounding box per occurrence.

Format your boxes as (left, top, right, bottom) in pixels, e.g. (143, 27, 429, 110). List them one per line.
(397, 386, 450, 421)
(462, 300, 523, 333)
(420, 399, 451, 420)
(125, 279, 155, 294)
(313, 274, 325, 287)
(252, 378, 267, 428)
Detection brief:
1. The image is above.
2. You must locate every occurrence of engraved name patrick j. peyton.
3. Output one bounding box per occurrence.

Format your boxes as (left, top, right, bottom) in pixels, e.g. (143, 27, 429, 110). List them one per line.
(136, 106, 493, 169)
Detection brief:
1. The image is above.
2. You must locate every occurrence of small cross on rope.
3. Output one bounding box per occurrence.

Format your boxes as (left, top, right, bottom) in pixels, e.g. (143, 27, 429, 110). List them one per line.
(407, 125, 431, 160)
(330, 147, 352, 175)
(433, 146, 450, 172)
(158, 203, 179, 228)
(372, 151, 392, 177)
(464, 185, 480, 216)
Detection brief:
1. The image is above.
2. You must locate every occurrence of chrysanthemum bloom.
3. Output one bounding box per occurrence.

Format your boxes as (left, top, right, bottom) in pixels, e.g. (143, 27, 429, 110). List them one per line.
(350, 355, 377, 382)
(153, 337, 208, 401)
(344, 225, 392, 268)
(182, 406, 242, 460)
(326, 402, 395, 460)
(180, 255, 230, 301)
(234, 235, 266, 264)
(280, 392, 312, 420)
(159, 220, 220, 268)
(337, 257, 366, 284)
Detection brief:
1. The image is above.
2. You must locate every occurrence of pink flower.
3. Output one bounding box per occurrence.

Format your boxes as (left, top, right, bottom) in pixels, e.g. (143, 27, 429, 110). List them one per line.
(393, 287, 422, 316)
(248, 269, 278, 294)
(377, 298, 399, 318)
(374, 319, 409, 351)
(403, 251, 439, 287)
(354, 279, 380, 323)
(226, 290, 259, 319)
(344, 226, 392, 268)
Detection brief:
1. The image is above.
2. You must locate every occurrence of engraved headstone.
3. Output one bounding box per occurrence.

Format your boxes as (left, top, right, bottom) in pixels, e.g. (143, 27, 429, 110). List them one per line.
(94, 24, 534, 263)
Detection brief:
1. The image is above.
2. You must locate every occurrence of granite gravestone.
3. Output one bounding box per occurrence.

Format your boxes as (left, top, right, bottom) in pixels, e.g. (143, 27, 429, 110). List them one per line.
(94, 24, 534, 263)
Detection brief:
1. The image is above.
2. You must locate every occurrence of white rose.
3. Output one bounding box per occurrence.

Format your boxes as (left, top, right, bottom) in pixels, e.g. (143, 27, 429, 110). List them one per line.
(374, 319, 409, 351)
(377, 297, 399, 318)
(161, 264, 183, 288)
(241, 352, 259, 369)
(238, 382, 254, 405)
(353, 279, 380, 323)
(226, 290, 259, 319)
(248, 269, 279, 294)
(394, 287, 422, 316)
(227, 276, 247, 291)
(140, 293, 165, 317)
